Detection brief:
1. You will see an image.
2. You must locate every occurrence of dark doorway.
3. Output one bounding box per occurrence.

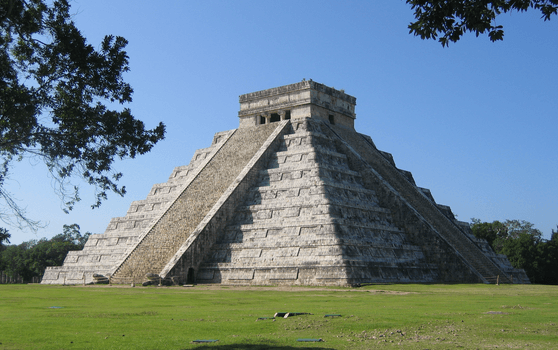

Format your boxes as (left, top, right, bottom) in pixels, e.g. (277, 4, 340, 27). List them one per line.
(270, 113, 280, 122)
(187, 268, 195, 284)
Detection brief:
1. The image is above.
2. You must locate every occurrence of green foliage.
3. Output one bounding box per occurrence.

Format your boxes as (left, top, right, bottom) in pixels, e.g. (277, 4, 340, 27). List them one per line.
(0, 284, 557, 349)
(471, 219, 558, 284)
(0, 227, 10, 248)
(470, 218, 506, 248)
(0, 223, 90, 281)
(55, 223, 91, 246)
(536, 227, 558, 285)
(498, 232, 541, 282)
(0, 0, 166, 230)
(407, 0, 558, 46)
(0, 242, 28, 277)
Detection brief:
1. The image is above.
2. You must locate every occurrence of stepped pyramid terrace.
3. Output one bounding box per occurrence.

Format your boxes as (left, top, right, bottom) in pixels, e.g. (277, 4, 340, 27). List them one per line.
(41, 81, 529, 286)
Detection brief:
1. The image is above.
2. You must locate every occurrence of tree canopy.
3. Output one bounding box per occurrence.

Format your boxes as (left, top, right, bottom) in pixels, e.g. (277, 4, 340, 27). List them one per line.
(0, 223, 90, 281)
(0, 227, 10, 248)
(470, 219, 558, 284)
(0, 0, 165, 230)
(407, 0, 558, 46)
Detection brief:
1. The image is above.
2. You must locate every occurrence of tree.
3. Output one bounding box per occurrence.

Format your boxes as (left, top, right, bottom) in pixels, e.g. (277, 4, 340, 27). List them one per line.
(0, 227, 10, 249)
(407, 0, 558, 46)
(470, 219, 542, 252)
(0, 243, 30, 279)
(0, 0, 165, 230)
(497, 232, 541, 282)
(470, 218, 506, 249)
(471, 219, 557, 284)
(0, 223, 90, 281)
(535, 230, 558, 285)
(55, 223, 90, 246)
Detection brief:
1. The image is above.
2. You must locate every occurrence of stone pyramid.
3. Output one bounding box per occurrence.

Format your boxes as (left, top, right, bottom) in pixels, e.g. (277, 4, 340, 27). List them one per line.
(42, 81, 529, 286)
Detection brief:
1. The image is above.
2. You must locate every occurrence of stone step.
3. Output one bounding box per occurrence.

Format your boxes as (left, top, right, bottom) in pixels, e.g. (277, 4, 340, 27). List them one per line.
(249, 180, 377, 198)
(263, 161, 360, 178)
(237, 197, 390, 214)
(126, 199, 173, 213)
(223, 213, 402, 233)
(271, 146, 348, 166)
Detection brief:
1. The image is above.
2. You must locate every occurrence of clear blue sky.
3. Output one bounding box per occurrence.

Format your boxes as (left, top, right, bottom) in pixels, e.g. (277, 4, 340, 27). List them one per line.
(7, 1, 558, 244)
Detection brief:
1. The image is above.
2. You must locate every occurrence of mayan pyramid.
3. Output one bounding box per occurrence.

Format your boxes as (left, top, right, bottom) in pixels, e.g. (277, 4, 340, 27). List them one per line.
(41, 81, 529, 286)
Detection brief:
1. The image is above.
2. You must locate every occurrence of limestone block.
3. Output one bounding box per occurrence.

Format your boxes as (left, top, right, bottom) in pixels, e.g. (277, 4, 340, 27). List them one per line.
(197, 269, 215, 280)
(268, 172, 282, 182)
(313, 267, 348, 280)
(237, 249, 262, 258)
(211, 250, 228, 261)
(226, 269, 255, 280)
(255, 268, 299, 280)
(299, 246, 342, 257)
(255, 210, 272, 220)
(281, 207, 301, 218)
(67, 271, 84, 280)
(85, 238, 98, 247)
(87, 255, 101, 263)
(42, 269, 60, 280)
(64, 253, 79, 263)
(272, 247, 300, 257)
(299, 224, 335, 236)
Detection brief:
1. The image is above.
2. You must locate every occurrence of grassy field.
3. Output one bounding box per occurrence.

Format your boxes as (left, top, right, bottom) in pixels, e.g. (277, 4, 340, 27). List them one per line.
(0, 283, 556, 349)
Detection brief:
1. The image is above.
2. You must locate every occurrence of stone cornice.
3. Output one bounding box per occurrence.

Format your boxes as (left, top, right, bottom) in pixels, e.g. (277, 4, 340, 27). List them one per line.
(238, 81, 356, 119)
(239, 80, 356, 105)
(238, 98, 312, 117)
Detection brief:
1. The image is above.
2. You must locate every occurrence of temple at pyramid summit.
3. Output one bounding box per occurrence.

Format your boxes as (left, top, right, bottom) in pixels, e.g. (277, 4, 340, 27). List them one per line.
(41, 81, 529, 286)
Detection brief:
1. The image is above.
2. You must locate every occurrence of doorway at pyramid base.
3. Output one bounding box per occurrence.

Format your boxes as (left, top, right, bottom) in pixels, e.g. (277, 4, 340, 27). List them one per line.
(41, 80, 530, 286)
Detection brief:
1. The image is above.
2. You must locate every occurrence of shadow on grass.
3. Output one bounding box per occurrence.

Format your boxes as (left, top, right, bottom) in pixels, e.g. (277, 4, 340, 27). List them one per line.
(190, 344, 334, 350)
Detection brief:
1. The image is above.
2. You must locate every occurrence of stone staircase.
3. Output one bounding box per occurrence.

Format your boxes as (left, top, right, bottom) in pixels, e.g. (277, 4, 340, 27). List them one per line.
(328, 124, 511, 284)
(41, 130, 235, 284)
(109, 123, 281, 284)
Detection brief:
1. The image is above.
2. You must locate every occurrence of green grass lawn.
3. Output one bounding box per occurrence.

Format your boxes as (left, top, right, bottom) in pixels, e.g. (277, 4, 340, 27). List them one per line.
(0, 283, 556, 349)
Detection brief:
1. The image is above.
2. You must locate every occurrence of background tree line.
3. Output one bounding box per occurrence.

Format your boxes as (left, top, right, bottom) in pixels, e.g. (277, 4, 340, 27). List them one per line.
(471, 219, 558, 285)
(0, 224, 90, 283)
